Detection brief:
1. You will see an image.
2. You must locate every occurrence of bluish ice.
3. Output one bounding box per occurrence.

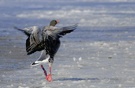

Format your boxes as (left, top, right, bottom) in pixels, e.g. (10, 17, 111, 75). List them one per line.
(0, 0, 135, 88)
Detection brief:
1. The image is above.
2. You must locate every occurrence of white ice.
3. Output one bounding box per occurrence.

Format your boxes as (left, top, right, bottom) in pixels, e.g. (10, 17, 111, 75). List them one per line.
(1, 0, 135, 88)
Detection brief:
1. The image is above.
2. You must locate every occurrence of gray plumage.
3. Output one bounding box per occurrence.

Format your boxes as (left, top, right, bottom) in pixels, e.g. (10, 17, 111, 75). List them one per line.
(15, 23, 78, 65)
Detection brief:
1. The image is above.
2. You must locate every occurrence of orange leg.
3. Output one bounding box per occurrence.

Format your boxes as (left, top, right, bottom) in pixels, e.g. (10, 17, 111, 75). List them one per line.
(46, 65, 52, 82)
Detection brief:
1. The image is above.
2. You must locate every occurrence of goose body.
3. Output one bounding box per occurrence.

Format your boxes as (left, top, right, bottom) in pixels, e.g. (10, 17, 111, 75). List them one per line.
(15, 20, 78, 81)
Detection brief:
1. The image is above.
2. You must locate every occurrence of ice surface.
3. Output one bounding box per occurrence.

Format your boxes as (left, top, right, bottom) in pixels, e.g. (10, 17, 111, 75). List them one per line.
(1, 0, 135, 88)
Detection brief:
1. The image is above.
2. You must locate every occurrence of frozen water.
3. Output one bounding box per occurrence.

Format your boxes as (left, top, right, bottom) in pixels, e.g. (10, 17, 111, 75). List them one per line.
(1, 0, 135, 88)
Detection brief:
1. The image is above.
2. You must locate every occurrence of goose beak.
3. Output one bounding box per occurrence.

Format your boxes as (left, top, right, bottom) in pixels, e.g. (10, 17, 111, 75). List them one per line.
(56, 20, 60, 24)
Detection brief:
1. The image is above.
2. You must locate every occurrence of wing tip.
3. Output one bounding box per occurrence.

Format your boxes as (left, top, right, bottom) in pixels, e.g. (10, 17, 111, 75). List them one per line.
(14, 26, 21, 30)
(72, 23, 78, 30)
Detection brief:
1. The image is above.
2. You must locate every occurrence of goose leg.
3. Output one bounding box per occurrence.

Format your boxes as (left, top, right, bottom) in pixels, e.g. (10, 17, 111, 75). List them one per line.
(40, 65, 47, 77)
(40, 64, 52, 82)
(46, 63, 52, 82)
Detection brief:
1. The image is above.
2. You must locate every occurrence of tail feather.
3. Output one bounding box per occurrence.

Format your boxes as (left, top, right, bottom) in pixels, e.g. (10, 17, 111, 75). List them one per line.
(31, 56, 50, 66)
(31, 62, 39, 66)
(31, 52, 50, 66)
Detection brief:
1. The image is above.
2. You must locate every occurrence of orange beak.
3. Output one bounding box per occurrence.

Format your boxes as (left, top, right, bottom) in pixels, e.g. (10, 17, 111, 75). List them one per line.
(56, 20, 60, 24)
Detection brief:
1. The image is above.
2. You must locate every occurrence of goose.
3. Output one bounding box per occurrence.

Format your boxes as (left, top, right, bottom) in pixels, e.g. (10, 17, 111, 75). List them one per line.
(14, 20, 78, 82)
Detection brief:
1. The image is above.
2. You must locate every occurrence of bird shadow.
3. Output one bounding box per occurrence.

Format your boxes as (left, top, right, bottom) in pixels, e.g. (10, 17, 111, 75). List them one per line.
(53, 77, 100, 82)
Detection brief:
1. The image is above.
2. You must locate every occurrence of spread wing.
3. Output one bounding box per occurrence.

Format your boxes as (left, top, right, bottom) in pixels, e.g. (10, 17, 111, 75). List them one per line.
(14, 26, 43, 55)
(48, 24, 78, 39)
(14, 26, 39, 36)
(25, 27, 43, 55)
